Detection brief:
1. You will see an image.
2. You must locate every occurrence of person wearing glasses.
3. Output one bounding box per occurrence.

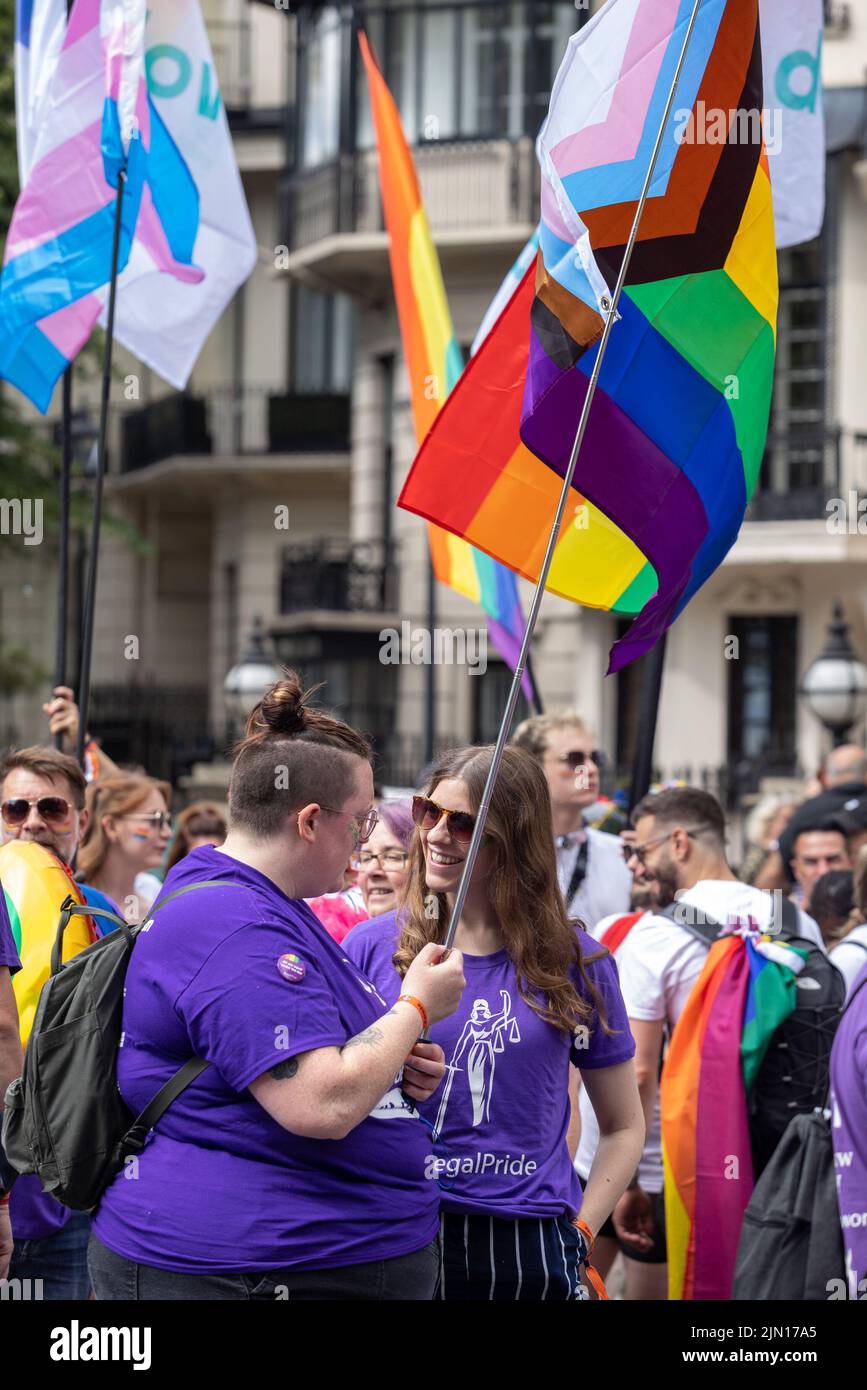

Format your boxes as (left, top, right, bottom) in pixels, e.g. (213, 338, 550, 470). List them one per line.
(608, 787, 824, 1266)
(76, 774, 173, 919)
(88, 673, 466, 1300)
(0, 744, 119, 1300)
(353, 799, 413, 919)
(345, 744, 644, 1301)
(512, 713, 631, 932)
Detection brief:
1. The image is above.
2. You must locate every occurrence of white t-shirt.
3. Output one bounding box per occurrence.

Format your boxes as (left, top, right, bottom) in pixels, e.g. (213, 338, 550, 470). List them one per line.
(576, 881, 824, 1194)
(574, 911, 665, 1194)
(557, 826, 632, 934)
(831, 924, 867, 998)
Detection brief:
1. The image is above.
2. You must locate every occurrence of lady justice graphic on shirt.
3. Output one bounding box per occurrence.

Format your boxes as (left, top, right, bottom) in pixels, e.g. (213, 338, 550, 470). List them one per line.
(433, 990, 522, 1139)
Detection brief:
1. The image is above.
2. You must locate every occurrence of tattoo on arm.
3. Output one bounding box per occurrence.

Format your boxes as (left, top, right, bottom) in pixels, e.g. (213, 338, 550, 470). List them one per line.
(341, 1007, 401, 1052)
(269, 1057, 299, 1080)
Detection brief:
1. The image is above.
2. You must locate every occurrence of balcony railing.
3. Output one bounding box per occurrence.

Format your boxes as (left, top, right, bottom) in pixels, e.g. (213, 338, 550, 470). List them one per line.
(279, 538, 398, 615)
(285, 138, 538, 252)
(748, 429, 841, 522)
(118, 389, 351, 471)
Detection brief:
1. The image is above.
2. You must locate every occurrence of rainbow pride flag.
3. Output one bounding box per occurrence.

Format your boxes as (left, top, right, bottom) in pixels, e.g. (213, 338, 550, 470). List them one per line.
(359, 33, 530, 688)
(660, 931, 802, 1300)
(400, 0, 778, 673)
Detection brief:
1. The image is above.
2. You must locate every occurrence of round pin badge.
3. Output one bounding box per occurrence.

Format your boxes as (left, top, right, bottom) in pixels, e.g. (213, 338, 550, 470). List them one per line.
(277, 953, 306, 983)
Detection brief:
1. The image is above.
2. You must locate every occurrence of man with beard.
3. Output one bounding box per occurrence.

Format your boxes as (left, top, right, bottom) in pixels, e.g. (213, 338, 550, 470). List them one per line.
(608, 788, 823, 1270)
(0, 746, 116, 1299)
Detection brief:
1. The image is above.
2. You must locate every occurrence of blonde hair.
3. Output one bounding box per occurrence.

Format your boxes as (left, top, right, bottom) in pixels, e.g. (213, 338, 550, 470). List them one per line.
(77, 774, 171, 881)
(512, 710, 594, 762)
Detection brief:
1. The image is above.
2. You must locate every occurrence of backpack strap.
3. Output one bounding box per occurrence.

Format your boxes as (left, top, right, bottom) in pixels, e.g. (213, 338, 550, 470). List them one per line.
(776, 896, 799, 938)
(51, 897, 132, 976)
(114, 1056, 211, 1166)
(655, 900, 724, 949)
(147, 879, 246, 916)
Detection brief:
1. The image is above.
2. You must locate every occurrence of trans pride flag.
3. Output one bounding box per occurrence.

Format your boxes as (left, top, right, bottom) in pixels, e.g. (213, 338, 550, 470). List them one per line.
(2, 0, 256, 412)
(359, 34, 530, 690)
(660, 928, 804, 1300)
(400, 0, 779, 673)
(14, 0, 67, 182)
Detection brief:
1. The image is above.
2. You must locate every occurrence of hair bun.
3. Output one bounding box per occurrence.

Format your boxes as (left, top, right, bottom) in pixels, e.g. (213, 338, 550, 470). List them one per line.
(249, 672, 307, 737)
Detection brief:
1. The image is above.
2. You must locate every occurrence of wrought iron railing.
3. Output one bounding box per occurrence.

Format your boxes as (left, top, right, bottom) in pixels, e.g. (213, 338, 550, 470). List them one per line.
(118, 389, 351, 470)
(89, 684, 215, 785)
(279, 538, 398, 615)
(749, 429, 842, 522)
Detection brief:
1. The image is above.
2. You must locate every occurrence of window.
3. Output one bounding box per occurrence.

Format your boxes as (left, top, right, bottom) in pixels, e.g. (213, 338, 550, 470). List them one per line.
(301, 7, 341, 169)
(727, 615, 798, 772)
(473, 662, 529, 743)
(355, 2, 584, 149)
(759, 235, 829, 502)
(291, 285, 356, 393)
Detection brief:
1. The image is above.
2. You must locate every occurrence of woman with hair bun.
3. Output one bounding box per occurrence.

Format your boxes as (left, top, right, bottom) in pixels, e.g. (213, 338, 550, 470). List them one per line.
(89, 673, 465, 1300)
(345, 744, 644, 1301)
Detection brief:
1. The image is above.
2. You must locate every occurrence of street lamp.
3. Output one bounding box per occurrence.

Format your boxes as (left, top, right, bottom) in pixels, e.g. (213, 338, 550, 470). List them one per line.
(224, 616, 282, 726)
(800, 601, 867, 747)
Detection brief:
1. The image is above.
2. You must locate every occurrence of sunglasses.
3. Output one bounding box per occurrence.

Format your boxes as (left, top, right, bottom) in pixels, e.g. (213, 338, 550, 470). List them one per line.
(411, 796, 477, 844)
(2, 796, 74, 827)
(623, 825, 711, 865)
(119, 812, 172, 833)
(555, 749, 605, 771)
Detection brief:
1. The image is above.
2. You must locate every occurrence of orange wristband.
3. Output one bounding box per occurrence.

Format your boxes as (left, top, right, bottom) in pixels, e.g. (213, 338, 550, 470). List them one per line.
(396, 994, 429, 1032)
(574, 1217, 595, 1252)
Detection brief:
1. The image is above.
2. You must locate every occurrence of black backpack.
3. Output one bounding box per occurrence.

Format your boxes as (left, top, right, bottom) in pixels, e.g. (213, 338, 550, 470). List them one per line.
(732, 971, 867, 1300)
(659, 897, 846, 1175)
(1, 880, 237, 1212)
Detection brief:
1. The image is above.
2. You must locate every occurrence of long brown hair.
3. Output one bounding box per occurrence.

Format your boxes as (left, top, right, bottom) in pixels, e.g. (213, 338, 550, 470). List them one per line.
(77, 774, 172, 881)
(394, 744, 612, 1036)
(228, 670, 372, 838)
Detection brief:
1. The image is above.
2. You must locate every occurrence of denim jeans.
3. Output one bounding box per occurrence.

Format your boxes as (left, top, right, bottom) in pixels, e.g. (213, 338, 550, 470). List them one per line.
(88, 1232, 441, 1301)
(6, 1211, 92, 1300)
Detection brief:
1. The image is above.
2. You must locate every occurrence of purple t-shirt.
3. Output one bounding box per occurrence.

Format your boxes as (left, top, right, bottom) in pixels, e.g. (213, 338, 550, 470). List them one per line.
(830, 964, 867, 1294)
(0, 886, 21, 973)
(92, 846, 439, 1273)
(344, 910, 635, 1219)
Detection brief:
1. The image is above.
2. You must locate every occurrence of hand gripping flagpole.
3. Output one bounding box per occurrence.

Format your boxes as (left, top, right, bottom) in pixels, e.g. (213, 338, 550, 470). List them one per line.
(433, 0, 705, 962)
(76, 166, 127, 767)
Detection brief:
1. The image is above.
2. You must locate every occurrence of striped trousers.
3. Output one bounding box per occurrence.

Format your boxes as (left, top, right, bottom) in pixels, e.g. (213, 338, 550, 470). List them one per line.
(438, 1212, 590, 1301)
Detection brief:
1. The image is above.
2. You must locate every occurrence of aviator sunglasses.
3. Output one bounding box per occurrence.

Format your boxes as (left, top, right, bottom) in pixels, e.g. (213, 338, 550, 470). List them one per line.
(555, 749, 606, 771)
(411, 795, 477, 844)
(2, 795, 74, 827)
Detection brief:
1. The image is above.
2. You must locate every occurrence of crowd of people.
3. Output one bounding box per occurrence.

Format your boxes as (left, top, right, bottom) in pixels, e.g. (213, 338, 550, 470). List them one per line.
(0, 678, 865, 1301)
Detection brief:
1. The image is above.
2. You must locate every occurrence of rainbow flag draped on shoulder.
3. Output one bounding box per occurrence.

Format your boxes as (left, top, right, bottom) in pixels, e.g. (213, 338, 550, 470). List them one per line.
(359, 33, 531, 691)
(399, 0, 779, 673)
(661, 927, 805, 1300)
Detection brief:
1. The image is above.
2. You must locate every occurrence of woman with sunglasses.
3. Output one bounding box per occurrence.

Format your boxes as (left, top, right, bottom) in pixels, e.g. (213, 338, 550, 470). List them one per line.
(76, 775, 173, 920)
(88, 673, 465, 1301)
(344, 744, 644, 1301)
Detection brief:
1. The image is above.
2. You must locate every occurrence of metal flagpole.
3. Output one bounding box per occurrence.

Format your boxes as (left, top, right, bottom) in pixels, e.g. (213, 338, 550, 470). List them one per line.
(54, 367, 73, 749)
(76, 169, 127, 767)
(628, 631, 668, 811)
(435, 0, 704, 957)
